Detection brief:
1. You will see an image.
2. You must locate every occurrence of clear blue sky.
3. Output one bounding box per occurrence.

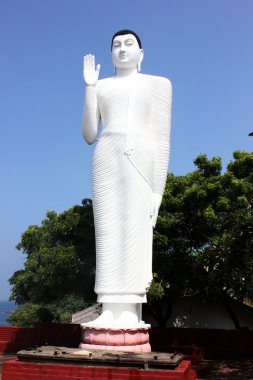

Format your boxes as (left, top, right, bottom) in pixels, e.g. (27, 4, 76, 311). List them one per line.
(1, 0, 253, 300)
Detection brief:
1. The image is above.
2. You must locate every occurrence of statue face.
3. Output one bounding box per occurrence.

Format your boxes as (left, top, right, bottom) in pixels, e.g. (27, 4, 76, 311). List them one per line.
(112, 34, 143, 70)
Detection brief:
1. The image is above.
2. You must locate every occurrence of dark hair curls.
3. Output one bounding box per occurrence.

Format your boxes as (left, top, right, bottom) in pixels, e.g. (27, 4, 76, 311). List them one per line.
(111, 29, 142, 51)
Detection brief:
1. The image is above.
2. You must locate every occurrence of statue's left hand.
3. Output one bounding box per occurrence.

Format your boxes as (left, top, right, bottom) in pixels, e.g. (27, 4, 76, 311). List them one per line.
(150, 193, 162, 228)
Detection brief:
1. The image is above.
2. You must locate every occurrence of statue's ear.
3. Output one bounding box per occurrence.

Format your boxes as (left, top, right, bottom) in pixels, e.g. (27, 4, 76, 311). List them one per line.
(138, 49, 144, 72)
(139, 49, 144, 64)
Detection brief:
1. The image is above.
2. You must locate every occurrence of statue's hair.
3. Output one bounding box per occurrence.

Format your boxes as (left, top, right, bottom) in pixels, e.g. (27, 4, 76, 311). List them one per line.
(111, 29, 142, 50)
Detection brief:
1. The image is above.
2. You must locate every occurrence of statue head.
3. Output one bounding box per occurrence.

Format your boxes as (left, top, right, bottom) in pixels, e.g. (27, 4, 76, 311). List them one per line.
(111, 29, 144, 73)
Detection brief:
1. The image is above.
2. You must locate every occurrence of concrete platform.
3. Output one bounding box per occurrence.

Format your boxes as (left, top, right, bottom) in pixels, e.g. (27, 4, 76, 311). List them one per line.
(17, 345, 182, 368)
(2, 346, 197, 379)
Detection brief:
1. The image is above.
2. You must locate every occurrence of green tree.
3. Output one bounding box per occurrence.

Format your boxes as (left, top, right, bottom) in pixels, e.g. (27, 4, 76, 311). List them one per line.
(146, 151, 253, 327)
(8, 199, 96, 326)
(202, 151, 253, 326)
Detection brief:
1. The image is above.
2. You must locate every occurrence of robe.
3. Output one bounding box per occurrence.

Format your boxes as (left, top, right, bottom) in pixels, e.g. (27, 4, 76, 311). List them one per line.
(92, 73, 172, 303)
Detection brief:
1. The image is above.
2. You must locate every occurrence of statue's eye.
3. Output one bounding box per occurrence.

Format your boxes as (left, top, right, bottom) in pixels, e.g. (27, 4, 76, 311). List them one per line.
(113, 41, 121, 48)
(125, 39, 134, 46)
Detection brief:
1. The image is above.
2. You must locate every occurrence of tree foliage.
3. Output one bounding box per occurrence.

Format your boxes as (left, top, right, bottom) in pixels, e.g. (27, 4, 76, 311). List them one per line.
(146, 151, 253, 326)
(9, 151, 253, 327)
(8, 199, 96, 325)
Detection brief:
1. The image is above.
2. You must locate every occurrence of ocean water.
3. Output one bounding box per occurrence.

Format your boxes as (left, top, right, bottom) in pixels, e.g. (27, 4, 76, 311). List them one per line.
(0, 300, 17, 326)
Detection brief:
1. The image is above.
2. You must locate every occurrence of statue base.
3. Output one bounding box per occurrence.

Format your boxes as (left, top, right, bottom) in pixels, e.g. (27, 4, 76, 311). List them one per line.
(2, 346, 197, 379)
(80, 325, 151, 352)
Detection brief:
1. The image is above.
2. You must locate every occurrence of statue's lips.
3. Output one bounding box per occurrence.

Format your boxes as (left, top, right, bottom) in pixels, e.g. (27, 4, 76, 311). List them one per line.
(119, 54, 128, 59)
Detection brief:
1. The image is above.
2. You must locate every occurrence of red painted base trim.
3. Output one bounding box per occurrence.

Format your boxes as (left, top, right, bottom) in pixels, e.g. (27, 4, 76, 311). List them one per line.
(2, 359, 197, 380)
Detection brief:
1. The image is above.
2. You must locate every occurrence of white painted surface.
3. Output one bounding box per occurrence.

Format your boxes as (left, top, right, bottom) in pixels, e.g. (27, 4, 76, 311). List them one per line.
(81, 31, 172, 327)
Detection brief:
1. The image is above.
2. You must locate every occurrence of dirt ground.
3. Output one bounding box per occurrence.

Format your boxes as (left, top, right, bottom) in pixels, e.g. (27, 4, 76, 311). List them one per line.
(200, 358, 253, 380)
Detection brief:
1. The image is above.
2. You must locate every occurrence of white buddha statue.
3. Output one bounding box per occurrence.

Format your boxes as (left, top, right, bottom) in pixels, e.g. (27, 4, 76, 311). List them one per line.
(82, 29, 172, 328)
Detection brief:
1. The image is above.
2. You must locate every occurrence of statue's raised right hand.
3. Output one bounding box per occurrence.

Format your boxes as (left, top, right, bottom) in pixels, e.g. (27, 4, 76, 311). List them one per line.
(83, 54, 100, 86)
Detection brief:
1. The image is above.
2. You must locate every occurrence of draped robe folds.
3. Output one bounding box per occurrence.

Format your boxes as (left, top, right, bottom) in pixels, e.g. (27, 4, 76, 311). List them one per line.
(92, 73, 172, 304)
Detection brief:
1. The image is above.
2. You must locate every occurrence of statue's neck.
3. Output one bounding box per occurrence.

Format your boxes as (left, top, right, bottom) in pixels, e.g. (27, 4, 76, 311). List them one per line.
(115, 67, 138, 78)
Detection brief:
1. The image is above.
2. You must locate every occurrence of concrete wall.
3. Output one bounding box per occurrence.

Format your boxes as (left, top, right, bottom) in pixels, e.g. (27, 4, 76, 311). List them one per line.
(0, 323, 253, 359)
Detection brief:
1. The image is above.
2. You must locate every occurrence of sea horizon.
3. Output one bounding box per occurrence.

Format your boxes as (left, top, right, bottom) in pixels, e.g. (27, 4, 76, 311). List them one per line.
(0, 300, 17, 326)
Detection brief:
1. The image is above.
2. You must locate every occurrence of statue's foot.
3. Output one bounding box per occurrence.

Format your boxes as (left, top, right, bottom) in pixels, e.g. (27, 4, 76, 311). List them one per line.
(83, 309, 114, 327)
(115, 309, 139, 327)
(81, 303, 148, 329)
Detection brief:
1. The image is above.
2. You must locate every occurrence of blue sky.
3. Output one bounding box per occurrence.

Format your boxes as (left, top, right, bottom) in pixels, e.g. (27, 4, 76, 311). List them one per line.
(1, 0, 253, 300)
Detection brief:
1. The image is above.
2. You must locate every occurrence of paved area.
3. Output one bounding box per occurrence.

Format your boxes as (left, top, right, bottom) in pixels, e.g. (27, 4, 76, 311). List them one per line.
(200, 358, 253, 379)
(0, 354, 252, 379)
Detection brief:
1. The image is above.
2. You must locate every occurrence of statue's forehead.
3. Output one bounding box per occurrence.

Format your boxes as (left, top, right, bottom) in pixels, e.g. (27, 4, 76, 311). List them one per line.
(113, 34, 138, 43)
